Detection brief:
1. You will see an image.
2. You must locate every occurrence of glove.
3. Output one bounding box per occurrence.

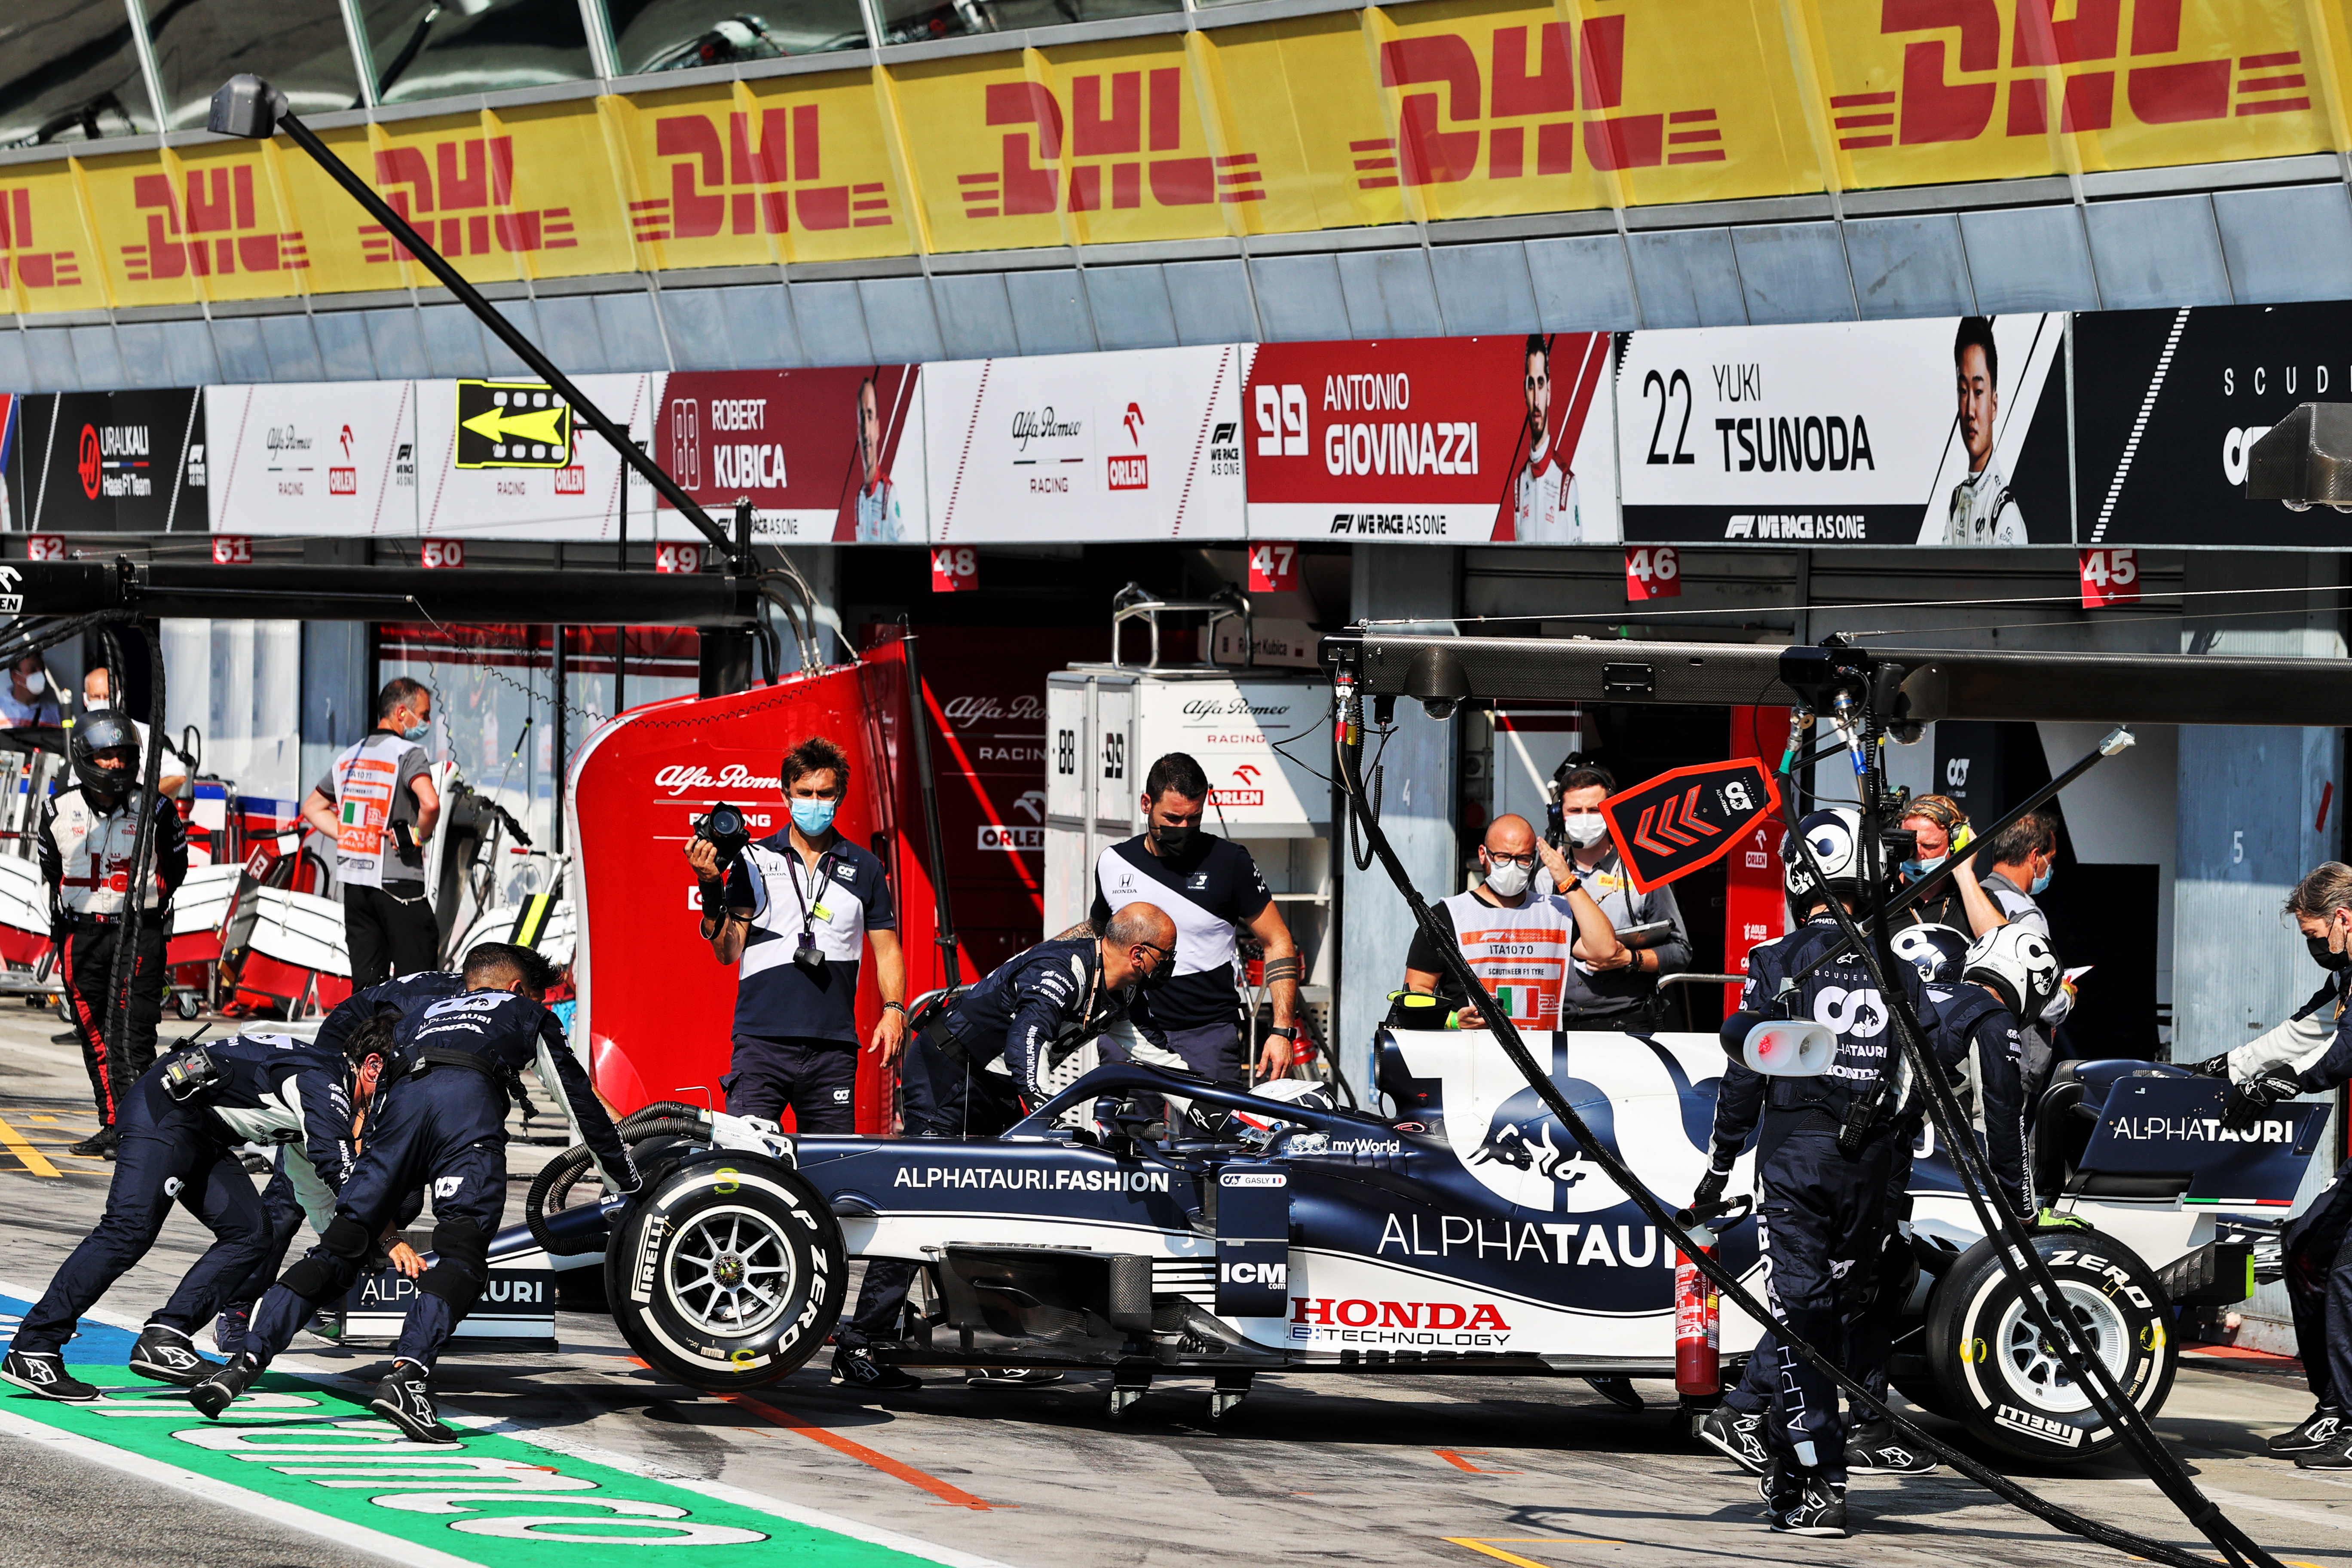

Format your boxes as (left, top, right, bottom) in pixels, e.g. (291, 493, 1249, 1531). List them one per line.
(2033, 1206, 2087, 1231)
(2223, 1071, 2301, 1133)
(2186, 1051, 2235, 1079)
(1691, 1164, 1732, 1210)
(697, 879, 726, 920)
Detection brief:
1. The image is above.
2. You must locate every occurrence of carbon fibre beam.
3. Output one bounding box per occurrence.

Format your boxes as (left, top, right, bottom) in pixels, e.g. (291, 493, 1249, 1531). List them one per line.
(0, 560, 755, 626)
(1328, 631, 2352, 726)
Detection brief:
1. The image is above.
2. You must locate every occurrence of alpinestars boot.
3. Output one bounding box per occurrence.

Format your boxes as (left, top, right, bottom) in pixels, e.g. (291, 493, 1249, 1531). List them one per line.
(130, 1324, 211, 1386)
(0, 1349, 98, 1402)
(1699, 1405, 1769, 1474)
(2269, 1407, 2344, 1455)
(189, 1354, 262, 1419)
(369, 1360, 458, 1444)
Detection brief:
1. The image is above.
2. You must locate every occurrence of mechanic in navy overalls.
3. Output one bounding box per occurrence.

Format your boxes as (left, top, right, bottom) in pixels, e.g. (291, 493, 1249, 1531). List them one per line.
(2199, 862, 2352, 1467)
(830, 903, 1180, 1395)
(688, 736, 908, 1133)
(190, 943, 639, 1442)
(212, 967, 471, 1358)
(1700, 919, 2049, 1483)
(1693, 807, 1965, 1538)
(1, 1021, 398, 1403)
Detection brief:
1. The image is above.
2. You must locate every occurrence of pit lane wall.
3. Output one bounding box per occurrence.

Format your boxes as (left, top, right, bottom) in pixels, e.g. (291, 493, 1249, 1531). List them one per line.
(0, 0, 2340, 318)
(12, 301, 2352, 548)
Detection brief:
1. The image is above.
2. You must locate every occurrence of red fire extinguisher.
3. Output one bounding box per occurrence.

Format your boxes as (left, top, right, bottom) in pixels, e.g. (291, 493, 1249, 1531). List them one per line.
(1674, 1218, 1721, 1399)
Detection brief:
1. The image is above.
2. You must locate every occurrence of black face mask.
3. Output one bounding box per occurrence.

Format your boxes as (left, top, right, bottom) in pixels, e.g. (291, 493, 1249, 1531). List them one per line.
(1138, 955, 1173, 990)
(2311, 935, 2352, 972)
(1150, 821, 1194, 857)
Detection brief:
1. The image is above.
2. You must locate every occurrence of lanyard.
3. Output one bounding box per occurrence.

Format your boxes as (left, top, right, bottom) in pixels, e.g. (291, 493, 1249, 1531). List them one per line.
(786, 847, 839, 936)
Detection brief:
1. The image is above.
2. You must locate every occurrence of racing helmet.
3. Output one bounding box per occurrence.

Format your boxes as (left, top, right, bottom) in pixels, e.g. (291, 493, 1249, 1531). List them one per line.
(1890, 922, 1970, 985)
(1782, 806, 1870, 913)
(1963, 923, 2060, 1019)
(1209, 1077, 1337, 1147)
(70, 710, 140, 806)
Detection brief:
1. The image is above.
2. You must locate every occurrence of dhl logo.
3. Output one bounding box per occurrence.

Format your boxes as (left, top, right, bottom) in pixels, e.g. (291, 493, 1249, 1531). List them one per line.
(635, 107, 890, 239)
(123, 165, 306, 281)
(1849, 0, 2303, 147)
(0, 189, 80, 291)
(1367, 17, 1718, 187)
(361, 136, 577, 261)
(959, 70, 1263, 218)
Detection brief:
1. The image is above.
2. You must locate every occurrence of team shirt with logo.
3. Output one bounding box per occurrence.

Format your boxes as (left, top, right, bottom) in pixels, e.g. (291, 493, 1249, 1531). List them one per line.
(1087, 834, 1271, 1033)
(724, 831, 896, 1042)
(1936, 463, 2026, 546)
(1534, 852, 1689, 1014)
(1511, 434, 1582, 543)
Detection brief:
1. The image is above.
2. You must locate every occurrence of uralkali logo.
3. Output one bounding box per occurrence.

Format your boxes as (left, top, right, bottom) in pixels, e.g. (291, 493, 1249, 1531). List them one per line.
(653, 763, 783, 798)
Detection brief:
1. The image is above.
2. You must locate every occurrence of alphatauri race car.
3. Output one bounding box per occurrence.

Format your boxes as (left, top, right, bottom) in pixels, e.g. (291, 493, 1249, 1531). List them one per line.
(501, 1021, 2320, 1464)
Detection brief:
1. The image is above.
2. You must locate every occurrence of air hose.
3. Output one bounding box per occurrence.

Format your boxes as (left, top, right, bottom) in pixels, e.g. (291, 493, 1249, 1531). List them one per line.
(524, 1102, 713, 1256)
(1326, 662, 2274, 1568)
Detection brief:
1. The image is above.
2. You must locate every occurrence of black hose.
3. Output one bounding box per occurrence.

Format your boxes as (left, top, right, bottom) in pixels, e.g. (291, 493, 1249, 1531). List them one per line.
(1325, 663, 2269, 1568)
(524, 1112, 712, 1255)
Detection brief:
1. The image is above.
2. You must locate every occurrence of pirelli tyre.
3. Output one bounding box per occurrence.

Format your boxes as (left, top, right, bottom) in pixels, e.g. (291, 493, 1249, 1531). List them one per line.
(1922, 1228, 2175, 1462)
(605, 1152, 848, 1392)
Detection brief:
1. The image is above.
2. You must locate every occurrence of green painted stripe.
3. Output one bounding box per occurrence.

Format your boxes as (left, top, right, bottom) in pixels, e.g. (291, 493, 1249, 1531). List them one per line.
(2, 1369, 951, 1567)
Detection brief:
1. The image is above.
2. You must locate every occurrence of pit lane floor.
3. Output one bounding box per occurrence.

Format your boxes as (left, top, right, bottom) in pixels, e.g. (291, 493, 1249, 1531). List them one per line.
(2, 1010, 2349, 1568)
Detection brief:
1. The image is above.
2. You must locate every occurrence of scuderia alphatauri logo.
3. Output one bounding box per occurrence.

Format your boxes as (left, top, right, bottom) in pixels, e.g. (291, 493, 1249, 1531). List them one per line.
(2108, 1114, 2298, 1144)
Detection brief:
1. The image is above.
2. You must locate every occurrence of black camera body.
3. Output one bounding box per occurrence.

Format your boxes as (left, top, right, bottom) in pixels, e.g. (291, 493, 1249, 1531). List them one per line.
(694, 801, 753, 867)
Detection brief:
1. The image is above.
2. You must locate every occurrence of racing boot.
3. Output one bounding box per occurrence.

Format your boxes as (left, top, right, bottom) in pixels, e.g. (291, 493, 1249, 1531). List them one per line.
(1698, 1404, 1769, 1475)
(67, 1126, 118, 1159)
(1770, 1473, 1849, 1538)
(2267, 1406, 2344, 1455)
(1757, 1458, 1803, 1522)
(189, 1353, 262, 1420)
(1581, 1375, 1643, 1411)
(2295, 1433, 2352, 1470)
(831, 1346, 922, 1393)
(369, 1360, 457, 1445)
(0, 1349, 99, 1402)
(1844, 1418, 1935, 1476)
(131, 1323, 211, 1386)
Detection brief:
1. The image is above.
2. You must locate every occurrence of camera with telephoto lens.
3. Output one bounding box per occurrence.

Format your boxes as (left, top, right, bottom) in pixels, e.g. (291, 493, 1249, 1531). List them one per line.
(693, 801, 753, 868)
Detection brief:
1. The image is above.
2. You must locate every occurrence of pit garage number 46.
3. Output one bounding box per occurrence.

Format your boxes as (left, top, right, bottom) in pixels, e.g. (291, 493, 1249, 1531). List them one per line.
(1626, 546, 1680, 602)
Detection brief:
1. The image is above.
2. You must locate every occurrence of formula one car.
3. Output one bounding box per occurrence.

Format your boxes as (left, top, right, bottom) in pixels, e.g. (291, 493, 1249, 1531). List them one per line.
(508, 1022, 2321, 1464)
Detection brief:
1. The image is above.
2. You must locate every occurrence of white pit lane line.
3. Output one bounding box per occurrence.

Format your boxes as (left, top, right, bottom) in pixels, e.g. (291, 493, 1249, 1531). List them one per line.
(0, 1404, 480, 1568)
(2, 1280, 1016, 1568)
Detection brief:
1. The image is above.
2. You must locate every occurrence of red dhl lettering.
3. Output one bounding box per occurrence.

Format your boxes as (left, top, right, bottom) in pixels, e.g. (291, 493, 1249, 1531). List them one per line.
(1289, 1297, 1510, 1330)
(637, 107, 891, 240)
(0, 188, 81, 290)
(960, 70, 1263, 220)
(358, 136, 576, 263)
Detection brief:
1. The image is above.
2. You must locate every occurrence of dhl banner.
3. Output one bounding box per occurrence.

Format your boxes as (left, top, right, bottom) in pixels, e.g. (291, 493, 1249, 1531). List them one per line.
(3, 0, 2343, 318)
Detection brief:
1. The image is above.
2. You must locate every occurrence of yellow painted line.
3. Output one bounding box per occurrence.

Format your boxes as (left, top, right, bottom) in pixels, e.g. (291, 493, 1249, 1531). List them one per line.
(0, 1115, 62, 1178)
(28, 1114, 55, 1122)
(1443, 1539, 1622, 1567)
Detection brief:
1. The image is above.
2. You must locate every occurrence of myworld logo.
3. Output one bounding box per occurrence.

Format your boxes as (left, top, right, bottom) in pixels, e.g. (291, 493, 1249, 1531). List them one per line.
(652, 763, 783, 797)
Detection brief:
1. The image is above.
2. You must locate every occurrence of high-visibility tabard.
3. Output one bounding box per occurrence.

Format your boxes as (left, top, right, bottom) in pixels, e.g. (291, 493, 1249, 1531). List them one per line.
(328, 734, 419, 890)
(1436, 889, 1576, 1029)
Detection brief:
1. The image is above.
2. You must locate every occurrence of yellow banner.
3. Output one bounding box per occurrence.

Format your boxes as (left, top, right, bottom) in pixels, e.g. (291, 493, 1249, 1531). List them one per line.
(2, 0, 2343, 318)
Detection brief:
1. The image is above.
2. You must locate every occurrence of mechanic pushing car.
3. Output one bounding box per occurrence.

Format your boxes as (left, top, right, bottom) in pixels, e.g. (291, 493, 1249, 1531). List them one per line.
(2191, 861, 2352, 1469)
(1691, 806, 1980, 1537)
(831, 902, 1183, 1394)
(42, 709, 190, 1159)
(1700, 918, 2050, 1484)
(188, 944, 639, 1442)
(1087, 751, 1304, 1084)
(213, 967, 466, 1357)
(0, 1017, 399, 1401)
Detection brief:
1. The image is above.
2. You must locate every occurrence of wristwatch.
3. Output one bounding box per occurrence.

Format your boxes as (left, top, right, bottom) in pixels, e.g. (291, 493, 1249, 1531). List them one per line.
(1267, 1024, 1299, 1041)
(882, 1000, 906, 1015)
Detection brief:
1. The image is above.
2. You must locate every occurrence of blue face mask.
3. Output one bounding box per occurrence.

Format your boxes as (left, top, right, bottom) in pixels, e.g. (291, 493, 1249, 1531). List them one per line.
(1901, 854, 1946, 880)
(401, 722, 429, 743)
(790, 798, 838, 836)
(2030, 863, 2053, 896)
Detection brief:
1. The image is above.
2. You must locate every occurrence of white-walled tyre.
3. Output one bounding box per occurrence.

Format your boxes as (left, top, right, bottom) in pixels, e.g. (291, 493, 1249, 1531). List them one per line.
(1923, 1228, 2175, 1461)
(605, 1155, 847, 1392)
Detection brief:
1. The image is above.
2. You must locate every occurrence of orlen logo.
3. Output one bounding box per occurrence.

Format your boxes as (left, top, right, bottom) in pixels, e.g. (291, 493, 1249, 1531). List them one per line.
(328, 468, 357, 494)
(1290, 1298, 1510, 1329)
(1108, 454, 1148, 490)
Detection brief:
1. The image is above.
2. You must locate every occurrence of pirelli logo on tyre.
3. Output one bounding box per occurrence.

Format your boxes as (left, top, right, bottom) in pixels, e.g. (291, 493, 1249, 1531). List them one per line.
(630, 1212, 670, 1305)
(1994, 1403, 2085, 1448)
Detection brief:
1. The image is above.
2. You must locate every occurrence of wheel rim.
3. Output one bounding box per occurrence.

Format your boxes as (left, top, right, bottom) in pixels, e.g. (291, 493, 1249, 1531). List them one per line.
(1990, 1281, 2133, 1415)
(667, 1205, 797, 1338)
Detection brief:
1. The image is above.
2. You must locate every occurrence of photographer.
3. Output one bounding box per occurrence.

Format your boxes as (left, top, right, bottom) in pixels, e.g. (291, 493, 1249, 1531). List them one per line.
(685, 738, 906, 1133)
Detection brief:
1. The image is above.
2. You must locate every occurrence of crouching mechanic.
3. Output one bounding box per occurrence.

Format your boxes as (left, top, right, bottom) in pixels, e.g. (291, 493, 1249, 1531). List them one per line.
(214, 968, 463, 1354)
(1699, 920, 2051, 1481)
(832, 903, 1181, 1394)
(190, 943, 638, 1440)
(2191, 863, 2352, 1467)
(1, 1019, 396, 1400)
(1687, 808, 1972, 1538)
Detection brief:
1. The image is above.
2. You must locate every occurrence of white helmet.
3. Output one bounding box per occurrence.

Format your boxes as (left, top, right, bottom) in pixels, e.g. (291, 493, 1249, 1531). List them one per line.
(1964, 923, 2060, 1019)
(1782, 807, 1867, 908)
(1891, 922, 1970, 985)
(1213, 1077, 1337, 1145)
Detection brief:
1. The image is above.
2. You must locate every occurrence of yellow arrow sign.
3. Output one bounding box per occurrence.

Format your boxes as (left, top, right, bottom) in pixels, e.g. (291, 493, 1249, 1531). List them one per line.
(461, 402, 569, 447)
